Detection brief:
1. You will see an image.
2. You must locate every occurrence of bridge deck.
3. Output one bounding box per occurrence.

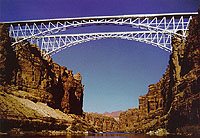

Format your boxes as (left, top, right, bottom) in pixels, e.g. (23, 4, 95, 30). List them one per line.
(3, 12, 198, 25)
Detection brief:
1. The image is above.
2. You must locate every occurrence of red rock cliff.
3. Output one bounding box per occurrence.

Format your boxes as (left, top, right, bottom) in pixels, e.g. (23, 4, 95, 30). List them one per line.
(119, 10, 200, 135)
(0, 23, 84, 115)
(84, 113, 119, 132)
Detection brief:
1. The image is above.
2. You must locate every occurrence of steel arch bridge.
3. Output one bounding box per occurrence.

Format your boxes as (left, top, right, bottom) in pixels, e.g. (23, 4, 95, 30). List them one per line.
(4, 12, 198, 57)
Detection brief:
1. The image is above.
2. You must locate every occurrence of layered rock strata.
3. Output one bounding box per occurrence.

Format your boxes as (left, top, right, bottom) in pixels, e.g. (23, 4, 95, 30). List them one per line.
(0, 9, 199, 135)
(0, 90, 100, 136)
(0, 23, 88, 135)
(84, 113, 119, 132)
(0, 23, 84, 115)
(119, 10, 200, 135)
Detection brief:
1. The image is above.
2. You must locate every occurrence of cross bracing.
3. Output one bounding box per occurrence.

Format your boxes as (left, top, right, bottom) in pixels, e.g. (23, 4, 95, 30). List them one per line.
(25, 31, 171, 57)
(5, 12, 198, 56)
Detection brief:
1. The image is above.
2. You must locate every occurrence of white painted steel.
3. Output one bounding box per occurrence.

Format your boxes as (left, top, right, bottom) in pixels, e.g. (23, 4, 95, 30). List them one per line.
(5, 12, 198, 56)
(37, 31, 172, 57)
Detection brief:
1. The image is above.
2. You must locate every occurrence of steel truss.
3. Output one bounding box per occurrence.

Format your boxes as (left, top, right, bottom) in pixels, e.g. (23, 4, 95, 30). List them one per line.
(32, 31, 171, 57)
(5, 12, 198, 56)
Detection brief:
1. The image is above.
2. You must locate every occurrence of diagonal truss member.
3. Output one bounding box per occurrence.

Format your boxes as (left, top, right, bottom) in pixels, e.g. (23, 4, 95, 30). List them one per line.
(34, 31, 171, 57)
(4, 12, 198, 56)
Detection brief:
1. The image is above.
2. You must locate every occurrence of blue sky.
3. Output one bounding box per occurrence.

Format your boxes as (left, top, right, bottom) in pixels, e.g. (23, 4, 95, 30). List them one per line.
(0, 0, 199, 113)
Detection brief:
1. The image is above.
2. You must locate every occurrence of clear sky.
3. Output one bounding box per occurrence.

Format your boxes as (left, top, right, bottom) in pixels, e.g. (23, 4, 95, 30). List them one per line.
(0, 0, 199, 113)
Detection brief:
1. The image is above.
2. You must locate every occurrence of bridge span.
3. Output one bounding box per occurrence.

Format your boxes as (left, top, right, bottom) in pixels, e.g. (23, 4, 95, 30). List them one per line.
(3, 12, 198, 57)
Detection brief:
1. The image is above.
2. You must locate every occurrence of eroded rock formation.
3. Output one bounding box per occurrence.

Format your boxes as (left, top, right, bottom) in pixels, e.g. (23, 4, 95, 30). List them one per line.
(0, 23, 89, 135)
(0, 9, 199, 135)
(119, 10, 200, 135)
(84, 113, 119, 132)
(0, 23, 84, 115)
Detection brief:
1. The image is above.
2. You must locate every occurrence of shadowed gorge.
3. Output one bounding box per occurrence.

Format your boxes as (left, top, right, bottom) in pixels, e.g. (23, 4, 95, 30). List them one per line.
(118, 10, 200, 135)
(0, 23, 84, 115)
(0, 9, 200, 137)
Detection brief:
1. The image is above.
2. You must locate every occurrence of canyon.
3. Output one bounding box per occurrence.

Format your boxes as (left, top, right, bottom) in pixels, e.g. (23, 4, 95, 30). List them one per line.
(118, 10, 200, 135)
(0, 23, 94, 135)
(0, 9, 199, 136)
(84, 9, 200, 136)
(0, 23, 84, 115)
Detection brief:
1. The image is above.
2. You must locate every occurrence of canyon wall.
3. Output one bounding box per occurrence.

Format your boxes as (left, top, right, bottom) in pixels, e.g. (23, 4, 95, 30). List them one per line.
(0, 9, 199, 135)
(84, 113, 119, 132)
(0, 23, 119, 134)
(0, 23, 84, 115)
(119, 10, 200, 135)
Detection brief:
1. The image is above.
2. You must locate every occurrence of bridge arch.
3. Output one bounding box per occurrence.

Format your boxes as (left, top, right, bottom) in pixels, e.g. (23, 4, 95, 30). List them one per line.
(39, 31, 172, 57)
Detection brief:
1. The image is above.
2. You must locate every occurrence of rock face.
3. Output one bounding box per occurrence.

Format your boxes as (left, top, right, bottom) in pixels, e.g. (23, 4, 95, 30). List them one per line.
(0, 23, 84, 115)
(103, 110, 123, 119)
(119, 10, 200, 135)
(84, 113, 119, 132)
(0, 9, 199, 135)
(0, 90, 100, 135)
(0, 23, 92, 135)
(0, 24, 15, 86)
(0, 91, 74, 132)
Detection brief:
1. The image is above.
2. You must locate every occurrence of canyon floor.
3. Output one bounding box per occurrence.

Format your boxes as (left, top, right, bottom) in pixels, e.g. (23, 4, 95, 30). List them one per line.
(0, 10, 200, 137)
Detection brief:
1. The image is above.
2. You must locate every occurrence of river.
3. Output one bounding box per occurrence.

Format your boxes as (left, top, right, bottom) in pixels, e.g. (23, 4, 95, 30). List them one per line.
(0, 133, 198, 138)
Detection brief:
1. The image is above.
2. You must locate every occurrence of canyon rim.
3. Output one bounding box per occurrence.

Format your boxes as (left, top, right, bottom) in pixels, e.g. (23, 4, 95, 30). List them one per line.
(0, 9, 200, 137)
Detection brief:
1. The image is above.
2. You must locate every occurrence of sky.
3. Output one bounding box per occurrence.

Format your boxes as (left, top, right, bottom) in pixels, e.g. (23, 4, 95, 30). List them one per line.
(0, 0, 199, 113)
